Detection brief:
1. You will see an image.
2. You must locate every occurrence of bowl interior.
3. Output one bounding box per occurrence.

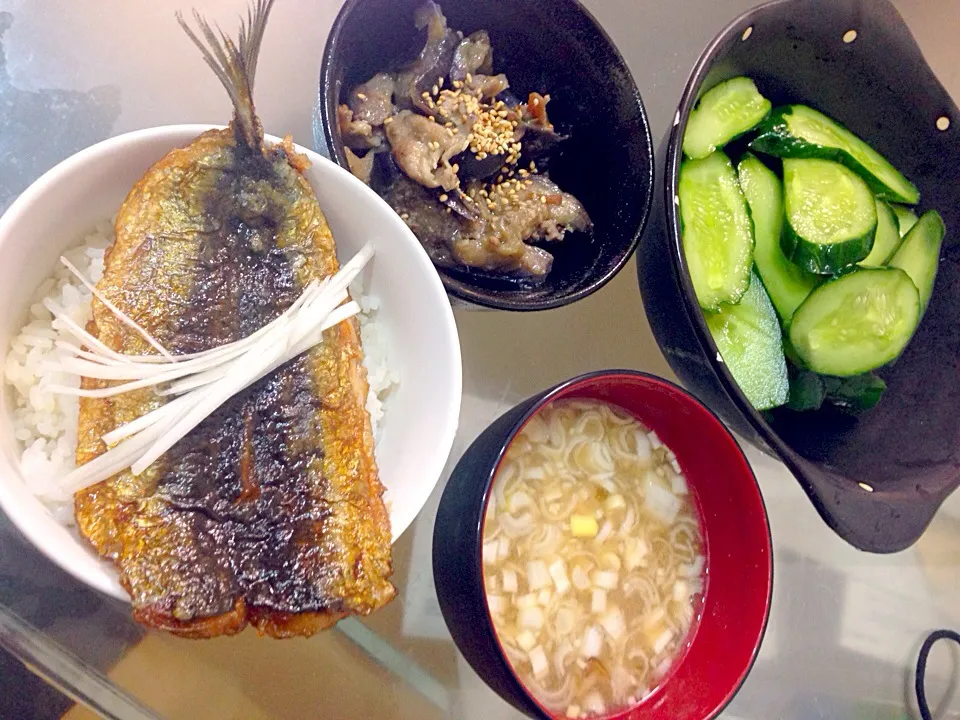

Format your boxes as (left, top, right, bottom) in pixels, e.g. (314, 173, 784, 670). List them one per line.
(321, 0, 653, 310)
(666, 0, 960, 546)
(480, 372, 771, 719)
(0, 125, 461, 600)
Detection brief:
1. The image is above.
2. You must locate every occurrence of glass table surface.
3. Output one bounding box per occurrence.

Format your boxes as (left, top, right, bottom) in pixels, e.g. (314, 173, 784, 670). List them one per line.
(0, 0, 958, 718)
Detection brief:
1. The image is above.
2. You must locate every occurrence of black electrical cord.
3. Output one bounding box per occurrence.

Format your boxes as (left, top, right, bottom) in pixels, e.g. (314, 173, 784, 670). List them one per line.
(915, 629, 960, 720)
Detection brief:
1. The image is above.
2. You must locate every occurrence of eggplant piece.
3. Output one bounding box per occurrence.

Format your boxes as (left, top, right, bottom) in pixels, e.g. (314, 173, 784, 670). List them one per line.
(348, 72, 396, 126)
(454, 150, 505, 182)
(463, 73, 510, 100)
(369, 148, 405, 195)
(394, 2, 461, 115)
(518, 92, 568, 159)
(345, 147, 376, 185)
(380, 174, 467, 268)
(384, 109, 468, 191)
(450, 30, 493, 81)
(337, 104, 385, 151)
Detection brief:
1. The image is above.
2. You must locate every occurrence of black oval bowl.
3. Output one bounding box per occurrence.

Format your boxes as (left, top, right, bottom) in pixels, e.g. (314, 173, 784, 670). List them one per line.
(637, 0, 960, 552)
(319, 0, 653, 311)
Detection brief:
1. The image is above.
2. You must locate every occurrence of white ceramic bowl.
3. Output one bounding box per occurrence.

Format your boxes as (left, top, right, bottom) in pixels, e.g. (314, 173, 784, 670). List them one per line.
(0, 125, 462, 602)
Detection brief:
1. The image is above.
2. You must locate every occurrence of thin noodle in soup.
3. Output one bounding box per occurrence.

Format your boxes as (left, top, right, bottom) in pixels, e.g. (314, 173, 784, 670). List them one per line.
(482, 400, 705, 719)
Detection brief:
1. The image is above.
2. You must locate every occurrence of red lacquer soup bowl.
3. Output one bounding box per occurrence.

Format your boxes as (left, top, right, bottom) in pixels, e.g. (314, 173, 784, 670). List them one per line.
(433, 370, 772, 719)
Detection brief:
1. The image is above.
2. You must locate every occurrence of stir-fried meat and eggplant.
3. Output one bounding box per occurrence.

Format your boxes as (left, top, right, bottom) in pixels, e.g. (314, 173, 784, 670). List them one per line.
(337, 2, 591, 278)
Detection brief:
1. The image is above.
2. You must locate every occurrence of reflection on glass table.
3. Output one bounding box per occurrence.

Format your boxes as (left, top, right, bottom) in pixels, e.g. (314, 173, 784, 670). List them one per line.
(0, 0, 958, 718)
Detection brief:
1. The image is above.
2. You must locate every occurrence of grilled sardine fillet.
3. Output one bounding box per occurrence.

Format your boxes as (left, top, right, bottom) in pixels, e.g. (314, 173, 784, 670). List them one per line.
(73, 0, 394, 638)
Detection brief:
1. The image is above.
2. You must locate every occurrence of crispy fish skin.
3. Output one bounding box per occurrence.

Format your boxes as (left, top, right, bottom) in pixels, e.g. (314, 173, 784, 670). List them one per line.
(73, 1, 394, 638)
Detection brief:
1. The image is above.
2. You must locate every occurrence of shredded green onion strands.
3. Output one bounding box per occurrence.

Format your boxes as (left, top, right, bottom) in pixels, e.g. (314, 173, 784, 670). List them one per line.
(44, 243, 375, 494)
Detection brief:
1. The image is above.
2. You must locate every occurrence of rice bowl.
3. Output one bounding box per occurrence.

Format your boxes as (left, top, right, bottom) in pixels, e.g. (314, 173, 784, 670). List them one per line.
(0, 125, 462, 601)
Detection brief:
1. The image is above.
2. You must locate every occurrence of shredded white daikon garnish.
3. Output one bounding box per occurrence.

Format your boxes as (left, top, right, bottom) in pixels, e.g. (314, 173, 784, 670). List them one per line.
(46, 244, 374, 494)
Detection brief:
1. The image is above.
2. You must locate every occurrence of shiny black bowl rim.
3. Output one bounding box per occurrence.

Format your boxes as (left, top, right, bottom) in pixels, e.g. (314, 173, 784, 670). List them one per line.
(318, 0, 654, 311)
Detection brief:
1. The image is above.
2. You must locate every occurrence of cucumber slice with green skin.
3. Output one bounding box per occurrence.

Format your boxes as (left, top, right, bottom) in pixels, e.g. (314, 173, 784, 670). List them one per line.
(859, 200, 903, 267)
(705, 271, 789, 410)
(888, 210, 946, 312)
(750, 105, 920, 205)
(679, 151, 754, 309)
(891, 204, 919, 236)
(737, 153, 819, 319)
(782, 159, 877, 274)
(682, 77, 772, 160)
(786, 367, 886, 412)
(789, 267, 920, 376)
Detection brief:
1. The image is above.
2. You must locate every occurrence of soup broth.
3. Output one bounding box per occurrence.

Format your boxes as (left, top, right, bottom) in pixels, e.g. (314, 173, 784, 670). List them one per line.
(482, 399, 705, 718)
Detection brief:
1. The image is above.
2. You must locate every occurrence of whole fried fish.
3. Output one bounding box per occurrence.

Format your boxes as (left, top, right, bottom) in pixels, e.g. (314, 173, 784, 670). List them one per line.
(73, 0, 394, 638)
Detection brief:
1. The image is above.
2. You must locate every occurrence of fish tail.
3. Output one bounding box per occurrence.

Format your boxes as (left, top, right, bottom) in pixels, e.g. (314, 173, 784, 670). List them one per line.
(176, 0, 275, 150)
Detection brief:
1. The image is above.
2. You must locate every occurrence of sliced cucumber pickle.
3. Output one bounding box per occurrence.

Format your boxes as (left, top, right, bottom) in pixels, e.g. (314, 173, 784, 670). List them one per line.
(782, 158, 877, 274)
(789, 267, 921, 376)
(751, 105, 920, 205)
(859, 200, 902, 267)
(705, 272, 788, 410)
(679, 151, 754, 310)
(891, 204, 920, 237)
(683, 77, 772, 160)
(889, 210, 946, 312)
(737, 153, 818, 319)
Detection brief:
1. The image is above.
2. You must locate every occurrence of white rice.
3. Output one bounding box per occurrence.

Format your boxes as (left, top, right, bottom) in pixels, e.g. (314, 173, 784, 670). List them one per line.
(3, 221, 397, 524)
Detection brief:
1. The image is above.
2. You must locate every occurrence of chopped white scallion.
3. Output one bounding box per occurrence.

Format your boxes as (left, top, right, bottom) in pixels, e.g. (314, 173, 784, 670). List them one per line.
(580, 625, 603, 658)
(537, 589, 552, 606)
(501, 568, 518, 594)
(497, 536, 511, 561)
(482, 541, 498, 566)
(516, 593, 539, 610)
(633, 430, 652, 464)
(516, 630, 538, 651)
(591, 569, 619, 590)
(507, 491, 533, 513)
(670, 469, 688, 495)
(572, 566, 591, 591)
(681, 555, 705, 578)
(644, 474, 681, 524)
(529, 646, 549, 678)
(654, 656, 673, 679)
(648, 430, 663, 449)
(518, 606, 545, 629)
(599, 608, 625, 640)
(486, 594, 508, 615)
(591, 589, 606, 614)
(524, 467, 545, 481)
(604, 493, 626, 511)
(584, 692, 605, 714)
(548, 559, 570, 594)
(527, 560, 551, 590)
(653, 628, 674, 655)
